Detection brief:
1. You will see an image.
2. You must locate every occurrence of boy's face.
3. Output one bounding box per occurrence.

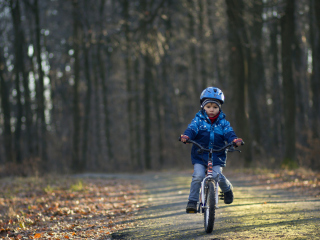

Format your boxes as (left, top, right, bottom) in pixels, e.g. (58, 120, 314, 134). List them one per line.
(204, 102, 220, 118)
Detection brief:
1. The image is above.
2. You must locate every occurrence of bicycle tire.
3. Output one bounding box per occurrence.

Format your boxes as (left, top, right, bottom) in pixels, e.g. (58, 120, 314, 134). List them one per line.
(204, 181, 216, 233)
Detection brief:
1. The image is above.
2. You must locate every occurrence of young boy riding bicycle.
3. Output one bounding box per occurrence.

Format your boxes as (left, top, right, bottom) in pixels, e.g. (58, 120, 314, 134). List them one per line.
(180, 87, 243, 213)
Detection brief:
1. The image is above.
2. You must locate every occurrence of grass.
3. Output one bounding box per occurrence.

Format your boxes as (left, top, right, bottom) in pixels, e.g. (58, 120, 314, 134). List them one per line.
(70, 180, 84, 191)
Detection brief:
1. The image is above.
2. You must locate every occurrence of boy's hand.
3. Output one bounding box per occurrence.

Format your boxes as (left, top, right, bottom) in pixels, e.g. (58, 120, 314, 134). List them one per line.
(232, 138, 244, 147)
(180, 135, 190, 143)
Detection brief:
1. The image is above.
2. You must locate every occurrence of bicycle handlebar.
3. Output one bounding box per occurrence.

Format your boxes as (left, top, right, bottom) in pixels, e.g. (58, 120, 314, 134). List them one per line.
(179, 136, 244, 153)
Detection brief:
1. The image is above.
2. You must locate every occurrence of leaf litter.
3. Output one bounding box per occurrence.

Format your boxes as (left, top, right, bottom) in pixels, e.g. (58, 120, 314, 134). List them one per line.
(0, 176, 146, 239)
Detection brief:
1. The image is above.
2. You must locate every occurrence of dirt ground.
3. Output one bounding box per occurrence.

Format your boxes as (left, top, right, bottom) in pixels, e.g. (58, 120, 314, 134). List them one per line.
(1, 168, 319, 239)
(110, 169, 320, 240)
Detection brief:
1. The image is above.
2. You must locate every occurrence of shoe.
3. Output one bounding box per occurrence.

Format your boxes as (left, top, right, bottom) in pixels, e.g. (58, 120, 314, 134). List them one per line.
(186, 201, 197, 213)
(224, 189, 234, 204)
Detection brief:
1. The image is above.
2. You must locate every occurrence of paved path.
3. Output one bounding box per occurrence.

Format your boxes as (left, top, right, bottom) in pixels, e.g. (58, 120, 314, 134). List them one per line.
(79, 171, 320, 240)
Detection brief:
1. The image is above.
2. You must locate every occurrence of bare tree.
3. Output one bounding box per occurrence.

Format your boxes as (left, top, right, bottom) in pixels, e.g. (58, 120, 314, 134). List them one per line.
(71, 0, 82, 172)
(197, 0, 207, 90)
(122, 0, 135, 166)
(33, 0, 48, 166)
(0, 47, 13, 162)
(310, 0, 320, 139)
(187, 0, 200, 96)
(226, 0, 252, 166)
(268, 1, 283, 158)
(9, 0, 31, 163)
(247, 0, 268, 152)
(281, 0, 296, 166)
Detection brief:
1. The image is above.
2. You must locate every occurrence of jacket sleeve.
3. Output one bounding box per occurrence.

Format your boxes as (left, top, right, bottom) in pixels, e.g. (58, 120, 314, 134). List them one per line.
(222, 120, 237, 143)
(183, 117, 199, 140)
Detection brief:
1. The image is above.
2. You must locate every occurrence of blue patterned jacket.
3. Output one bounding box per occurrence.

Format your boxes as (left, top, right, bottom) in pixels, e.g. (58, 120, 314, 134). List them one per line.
(183, 110, 237, 167)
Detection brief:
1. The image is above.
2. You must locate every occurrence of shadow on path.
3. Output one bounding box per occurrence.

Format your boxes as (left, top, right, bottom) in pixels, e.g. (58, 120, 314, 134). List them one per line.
(79, 171, 320, 240)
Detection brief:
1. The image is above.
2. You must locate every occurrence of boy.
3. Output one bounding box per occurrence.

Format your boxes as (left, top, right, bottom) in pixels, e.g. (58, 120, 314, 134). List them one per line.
(180, 87, 243, 213)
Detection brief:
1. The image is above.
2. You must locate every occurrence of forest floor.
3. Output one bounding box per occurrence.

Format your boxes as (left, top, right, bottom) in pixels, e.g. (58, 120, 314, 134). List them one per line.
(0, 168, 320, 239)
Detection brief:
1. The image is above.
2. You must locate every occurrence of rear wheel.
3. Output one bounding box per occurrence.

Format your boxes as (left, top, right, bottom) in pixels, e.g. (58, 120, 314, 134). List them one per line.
(204, 181, 216, 233)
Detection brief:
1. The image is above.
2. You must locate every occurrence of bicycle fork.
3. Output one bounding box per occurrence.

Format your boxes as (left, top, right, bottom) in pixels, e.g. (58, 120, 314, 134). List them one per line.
(199, 174, 220, 212)
(215, 181, 219, 208)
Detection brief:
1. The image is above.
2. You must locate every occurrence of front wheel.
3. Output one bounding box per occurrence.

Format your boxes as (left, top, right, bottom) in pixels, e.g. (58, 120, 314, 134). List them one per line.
(204, 181, 216, 233)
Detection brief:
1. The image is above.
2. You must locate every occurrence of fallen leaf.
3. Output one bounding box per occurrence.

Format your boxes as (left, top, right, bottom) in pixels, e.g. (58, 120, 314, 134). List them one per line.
(34, 233, 42, 238)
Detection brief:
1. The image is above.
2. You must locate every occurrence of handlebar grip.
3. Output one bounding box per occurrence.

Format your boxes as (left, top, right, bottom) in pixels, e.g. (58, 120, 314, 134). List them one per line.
(179, 135, 190, 144)
(232, 139, 245, 147)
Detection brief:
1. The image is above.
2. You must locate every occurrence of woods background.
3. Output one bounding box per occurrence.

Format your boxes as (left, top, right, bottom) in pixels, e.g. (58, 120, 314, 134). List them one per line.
(0, 0, 320, 176)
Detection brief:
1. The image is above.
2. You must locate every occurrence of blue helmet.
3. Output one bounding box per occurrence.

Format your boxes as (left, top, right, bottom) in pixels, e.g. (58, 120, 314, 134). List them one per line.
(200, 87, 225, 107)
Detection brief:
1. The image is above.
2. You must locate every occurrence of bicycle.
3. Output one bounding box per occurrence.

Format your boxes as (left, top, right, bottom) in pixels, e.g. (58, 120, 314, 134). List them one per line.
(179, 137, 244, 233)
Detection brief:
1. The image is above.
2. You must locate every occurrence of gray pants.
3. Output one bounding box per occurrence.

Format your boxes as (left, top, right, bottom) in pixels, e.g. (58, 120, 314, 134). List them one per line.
(188, 163, 232, 202)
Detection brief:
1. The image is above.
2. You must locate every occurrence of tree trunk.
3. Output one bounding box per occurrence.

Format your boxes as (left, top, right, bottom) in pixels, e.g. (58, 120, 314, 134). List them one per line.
(206, 0, 222, 85)
(292, 1, 308, 145)
(81, 37, 91, 172)
(157, 0, 177, 167)
(281, 0, 296, 166)
(269, 14, 283, 158)
(247, 0, 269, 154)
(187, 0, 199, 96)
(104, 42, 114, 166)
(144, 53, 152, 170)
(10, 0, 30, 164)
(226, 0, 252, 167)
(151, 71, 164, 167)
(161, 0, 180, 136)
(197, 0, 207, 89)
(79, 0, 91, 171)
(92, 49, 102, 168)
(98, 0, 114, 166)
(123, 0, 135, 167)
(134, 58, 143, 170)
(140, 0, 152, 170)
(34, 0, 47, 166)
(0, 48, 13, 162)
(310, 0, 320, 139)
(71, 0, 82, 172)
